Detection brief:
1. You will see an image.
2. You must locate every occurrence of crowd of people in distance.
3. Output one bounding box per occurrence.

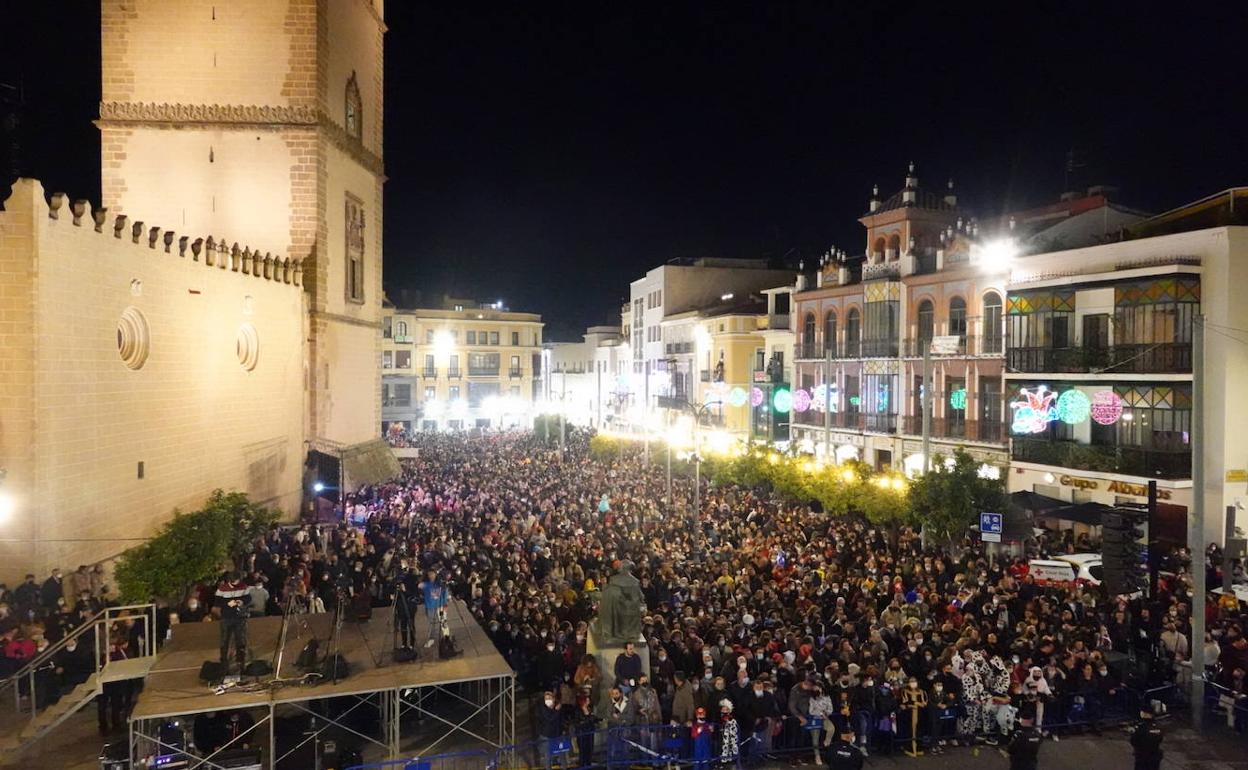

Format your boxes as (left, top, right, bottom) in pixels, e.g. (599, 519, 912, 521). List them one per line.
(4, 428, 1248, 763)
(242, 430, 1245, 765)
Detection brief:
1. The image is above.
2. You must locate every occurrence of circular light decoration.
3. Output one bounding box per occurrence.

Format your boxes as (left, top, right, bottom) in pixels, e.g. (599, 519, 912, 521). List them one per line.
(793, 388, 812, 412)
(728, 386, 748, 407)
(750, 386, 765, 407)
(773, 388, 793, 414)
(1056, 389, 1091, 425)
(1090, 390, 1123, 425)
(811, 384, 827, 411)
(949, 388, 967, 411)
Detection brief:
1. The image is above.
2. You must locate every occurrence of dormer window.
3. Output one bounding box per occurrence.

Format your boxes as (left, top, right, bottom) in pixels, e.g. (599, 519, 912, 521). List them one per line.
(345, 72, 362, 140)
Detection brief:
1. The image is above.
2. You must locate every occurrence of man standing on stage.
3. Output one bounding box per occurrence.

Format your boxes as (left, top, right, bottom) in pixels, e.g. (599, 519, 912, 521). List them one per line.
(214, 571, 250, 675)
(419, 569, 448, 647)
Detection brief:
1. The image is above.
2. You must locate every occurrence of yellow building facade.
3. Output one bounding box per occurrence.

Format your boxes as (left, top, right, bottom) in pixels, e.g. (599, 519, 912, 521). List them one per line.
(381, 303, 544, 431)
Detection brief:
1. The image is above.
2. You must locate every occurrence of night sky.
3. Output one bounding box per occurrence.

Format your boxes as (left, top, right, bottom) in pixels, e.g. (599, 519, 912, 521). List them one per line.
(3, 4, 1245, 339)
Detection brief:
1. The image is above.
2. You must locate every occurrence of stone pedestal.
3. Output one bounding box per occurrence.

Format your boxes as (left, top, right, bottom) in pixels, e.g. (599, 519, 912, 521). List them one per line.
(587, 621, 649, 693)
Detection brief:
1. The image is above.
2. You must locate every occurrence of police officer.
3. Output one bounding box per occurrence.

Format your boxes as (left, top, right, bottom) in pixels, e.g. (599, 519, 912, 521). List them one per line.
(1006, 714, 1043, 770)
(1129, 704, 1164, 770)
(826, 727, 864, 769)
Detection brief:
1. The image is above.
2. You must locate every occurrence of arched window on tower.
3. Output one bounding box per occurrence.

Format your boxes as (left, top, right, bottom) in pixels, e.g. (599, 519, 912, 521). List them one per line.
(887, 234, 901, 261)
(824, 310, 838, 355)
(872, 237, 886, 263)
(803, 313, 816, 356)
(345, 72, 363, 140)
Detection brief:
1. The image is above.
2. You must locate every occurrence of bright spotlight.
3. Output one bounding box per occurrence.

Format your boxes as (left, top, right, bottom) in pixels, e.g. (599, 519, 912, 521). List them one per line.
(432, 330, 455, 357)
(978, 237, 1019, 268)
(313, 482, 325, 493)
(0, 492, 13, 523)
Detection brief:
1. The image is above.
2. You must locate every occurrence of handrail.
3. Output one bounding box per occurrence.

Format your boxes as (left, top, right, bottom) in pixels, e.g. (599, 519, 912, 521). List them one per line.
(0, 602, 156, 721)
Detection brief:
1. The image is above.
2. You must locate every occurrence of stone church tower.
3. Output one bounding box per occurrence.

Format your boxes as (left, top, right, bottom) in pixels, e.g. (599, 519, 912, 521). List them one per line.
(97, 0, 385, 447)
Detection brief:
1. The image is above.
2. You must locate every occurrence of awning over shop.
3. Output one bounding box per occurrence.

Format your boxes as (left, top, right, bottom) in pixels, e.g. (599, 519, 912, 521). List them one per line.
(341, 438, 401, 489)
(1039, 501, 1116, 527)
(1009, 490, 1066, 513)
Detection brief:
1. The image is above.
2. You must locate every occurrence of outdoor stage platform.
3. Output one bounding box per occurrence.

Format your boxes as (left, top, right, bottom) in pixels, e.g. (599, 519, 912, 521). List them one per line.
(128, 600, 515, 768)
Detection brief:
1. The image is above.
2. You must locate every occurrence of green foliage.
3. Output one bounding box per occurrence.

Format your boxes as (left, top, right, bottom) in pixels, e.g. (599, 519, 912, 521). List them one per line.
(906, 449, 1008, 546)
(707, 450, 906, 522)
(532, 414, 561, 443)
(114, 490, 278, 603)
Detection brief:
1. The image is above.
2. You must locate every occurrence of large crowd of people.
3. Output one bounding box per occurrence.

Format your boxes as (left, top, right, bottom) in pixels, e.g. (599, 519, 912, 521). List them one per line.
(243, 430, 1244, 764)
(3, 429, 1247, 764)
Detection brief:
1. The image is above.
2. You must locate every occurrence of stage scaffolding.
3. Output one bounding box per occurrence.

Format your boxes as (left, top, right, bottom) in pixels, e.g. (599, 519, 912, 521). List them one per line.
(126, 601, 515, 769)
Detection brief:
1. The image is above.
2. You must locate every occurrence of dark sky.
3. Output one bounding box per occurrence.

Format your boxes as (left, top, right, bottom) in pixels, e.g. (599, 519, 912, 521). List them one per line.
(4, 4, 1246, 340)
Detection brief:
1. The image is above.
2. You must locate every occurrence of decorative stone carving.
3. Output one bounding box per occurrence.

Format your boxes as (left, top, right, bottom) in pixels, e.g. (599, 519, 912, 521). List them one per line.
(148, 227, 160, 249)
(113, 215, 127, 239)
(98, 101, 317, 125)
(72, 200, 87, 226)
(163, 231, 175, 253)
(131, 221, 143, 244)
(92, 207, 108, 233)
(48, 193, 65, 219)
(178, 236, 189, 257)
(203, 236, 214, 265)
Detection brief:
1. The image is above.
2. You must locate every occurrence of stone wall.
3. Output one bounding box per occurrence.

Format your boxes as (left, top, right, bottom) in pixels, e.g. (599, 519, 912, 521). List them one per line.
(0, 179, 306, 582)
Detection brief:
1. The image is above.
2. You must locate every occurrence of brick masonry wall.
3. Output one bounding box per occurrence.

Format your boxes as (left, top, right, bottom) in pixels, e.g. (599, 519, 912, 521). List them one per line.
(0, 180, 306, 582)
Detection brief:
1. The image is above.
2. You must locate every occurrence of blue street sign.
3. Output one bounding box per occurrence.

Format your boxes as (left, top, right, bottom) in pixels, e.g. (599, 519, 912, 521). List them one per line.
(980, 512, 1003, 535)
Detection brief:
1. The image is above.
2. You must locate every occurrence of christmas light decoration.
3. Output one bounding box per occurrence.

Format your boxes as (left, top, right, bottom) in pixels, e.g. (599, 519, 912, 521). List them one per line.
(1056, 389, 1091, 425)
(849, 395, 861, 407)
(1010, 385, 1057, 434)
(773, 388, 793, 414)
(750, 387, 765, 407)
(728, 386, 748, 407)
(1090, 390, 1123, 425)
(793, 389, 812, 412)
(949, 388, 967, 411)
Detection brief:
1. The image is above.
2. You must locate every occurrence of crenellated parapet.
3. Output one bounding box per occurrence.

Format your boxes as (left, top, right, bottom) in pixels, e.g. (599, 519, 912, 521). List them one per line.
(38, 188, 303, 288)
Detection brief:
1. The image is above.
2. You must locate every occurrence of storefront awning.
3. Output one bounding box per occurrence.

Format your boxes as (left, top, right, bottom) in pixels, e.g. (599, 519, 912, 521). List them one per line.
(1038, 501, 1116, 527)
(1009, 490, 1066, 512)
(341, 438, 401, 489)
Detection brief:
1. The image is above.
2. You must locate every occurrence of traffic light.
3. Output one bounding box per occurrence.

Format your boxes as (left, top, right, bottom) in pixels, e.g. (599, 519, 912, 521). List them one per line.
(1101, 509, 1147, 595)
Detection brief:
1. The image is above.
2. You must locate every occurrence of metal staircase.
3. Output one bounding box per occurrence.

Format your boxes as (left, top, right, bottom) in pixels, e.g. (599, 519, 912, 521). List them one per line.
(0, 603, 157, 763)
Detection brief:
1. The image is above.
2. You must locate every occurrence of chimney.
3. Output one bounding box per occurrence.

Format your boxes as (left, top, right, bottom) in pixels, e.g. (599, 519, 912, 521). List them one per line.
(869, 184, 880, 213)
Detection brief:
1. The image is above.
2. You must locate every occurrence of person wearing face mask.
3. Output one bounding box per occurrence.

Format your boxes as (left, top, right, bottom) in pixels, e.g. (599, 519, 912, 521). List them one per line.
(849, 675, 877, 754)
(537, 690, 564, 770)
(629, 675, 662, 752)
(651, 644, 675, 696)
(54, 634, 92, 691)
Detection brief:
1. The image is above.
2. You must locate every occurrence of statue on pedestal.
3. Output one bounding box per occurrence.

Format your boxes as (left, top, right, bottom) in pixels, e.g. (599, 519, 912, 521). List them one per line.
(593, 561, 644, 645)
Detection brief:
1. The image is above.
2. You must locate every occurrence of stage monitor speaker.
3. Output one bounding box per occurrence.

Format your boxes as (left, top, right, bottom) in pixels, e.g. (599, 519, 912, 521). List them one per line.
(321, 654, 350, 680)
(296, 639, 320, 670)
(199, 661, 223, 682)
(393, 647, 418, 663)
(243, 659, 272, 677)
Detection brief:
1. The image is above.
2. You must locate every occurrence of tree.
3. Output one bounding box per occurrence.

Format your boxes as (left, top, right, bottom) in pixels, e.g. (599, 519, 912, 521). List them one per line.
(114, 490, 278, 603)
(907, 449, 1007, 547)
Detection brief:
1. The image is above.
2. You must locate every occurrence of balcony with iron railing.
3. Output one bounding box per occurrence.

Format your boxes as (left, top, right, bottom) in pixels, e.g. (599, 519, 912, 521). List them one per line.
(509, 367, 524, 378)
(900, 416, 1006, 443)
(1011, 436, 1190, 479)
(902, 335, 1005, 357)
(860, 338, 899, 358)
(468, 366, 500, 377)
(1006, 342, 1192, 374)
(447, 368, 462, 379)
(861, 412, 897, 433)
(422, 367, 438, 378)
